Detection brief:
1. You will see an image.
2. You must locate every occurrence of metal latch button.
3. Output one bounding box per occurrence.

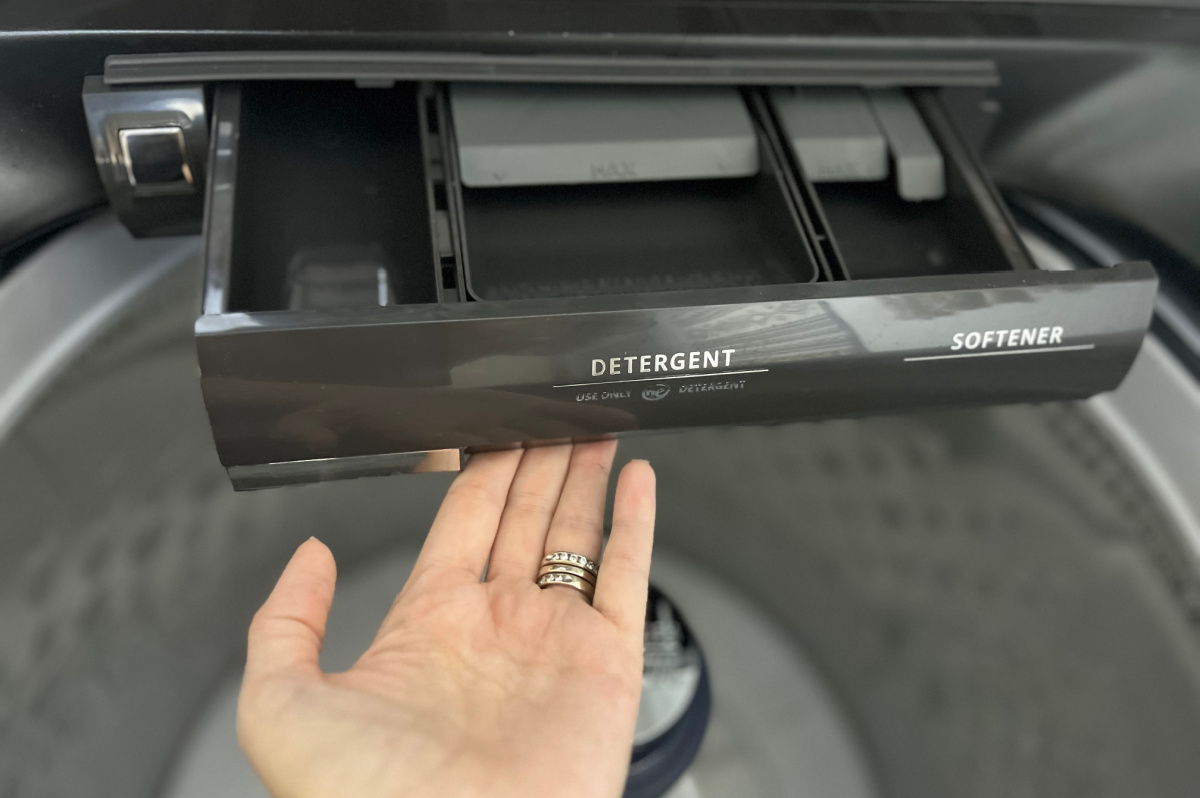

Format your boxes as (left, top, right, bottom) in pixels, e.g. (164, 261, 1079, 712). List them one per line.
(118, 126, 193, 191)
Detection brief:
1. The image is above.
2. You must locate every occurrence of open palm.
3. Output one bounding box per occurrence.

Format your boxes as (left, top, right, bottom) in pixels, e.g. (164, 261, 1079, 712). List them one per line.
(237, 441, 656, 798)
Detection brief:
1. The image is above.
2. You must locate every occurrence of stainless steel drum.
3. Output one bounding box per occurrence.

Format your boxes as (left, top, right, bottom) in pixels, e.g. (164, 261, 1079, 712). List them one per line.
(3, 215, 1200, 798)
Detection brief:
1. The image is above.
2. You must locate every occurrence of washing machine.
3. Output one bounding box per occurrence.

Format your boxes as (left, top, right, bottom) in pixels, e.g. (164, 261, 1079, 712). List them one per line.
(2, 4, 1200, 797)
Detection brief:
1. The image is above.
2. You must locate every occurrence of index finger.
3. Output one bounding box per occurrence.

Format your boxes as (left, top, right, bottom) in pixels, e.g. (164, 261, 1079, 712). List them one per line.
(592, 460, 656, 632)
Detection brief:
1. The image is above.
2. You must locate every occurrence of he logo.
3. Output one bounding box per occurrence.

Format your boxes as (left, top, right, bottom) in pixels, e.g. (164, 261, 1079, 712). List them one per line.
(641, 384, 671, 402)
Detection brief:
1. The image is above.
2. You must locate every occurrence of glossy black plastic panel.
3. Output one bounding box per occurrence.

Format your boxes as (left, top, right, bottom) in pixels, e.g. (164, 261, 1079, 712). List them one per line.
(197, 264, 1156, 470)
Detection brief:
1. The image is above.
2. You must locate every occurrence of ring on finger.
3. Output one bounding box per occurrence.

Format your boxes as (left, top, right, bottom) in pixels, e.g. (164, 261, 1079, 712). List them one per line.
(543, 551, 599, 576)
(538, 562, 597, 585)
(537, 572, 596, 602)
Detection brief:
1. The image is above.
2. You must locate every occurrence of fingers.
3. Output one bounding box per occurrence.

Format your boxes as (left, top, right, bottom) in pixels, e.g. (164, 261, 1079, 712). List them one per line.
(541, 440, 618, 600)
(244, 538, 337, 683)
(413, 448, 524, 579)
(486, 444, 573, 583)
(594, 460, 656, 632)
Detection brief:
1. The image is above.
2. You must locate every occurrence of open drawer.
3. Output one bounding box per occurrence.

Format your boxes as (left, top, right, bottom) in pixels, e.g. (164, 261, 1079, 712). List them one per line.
(194, 80, 1156, 488)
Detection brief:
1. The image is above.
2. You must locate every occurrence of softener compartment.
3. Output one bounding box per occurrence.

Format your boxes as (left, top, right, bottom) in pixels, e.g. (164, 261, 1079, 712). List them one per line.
(767, 86, 1028, 281)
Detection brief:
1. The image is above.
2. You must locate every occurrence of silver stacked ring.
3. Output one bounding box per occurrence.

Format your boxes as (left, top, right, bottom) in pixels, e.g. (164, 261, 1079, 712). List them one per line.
(537, 571, 596, 601)
(539, 562, 597, 585)
(543, 551, 599, 576)
(538, 552, 600, 602)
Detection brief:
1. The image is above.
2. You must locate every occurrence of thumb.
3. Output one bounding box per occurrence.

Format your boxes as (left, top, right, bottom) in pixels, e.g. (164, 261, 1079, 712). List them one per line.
(244, 537, 337, 683)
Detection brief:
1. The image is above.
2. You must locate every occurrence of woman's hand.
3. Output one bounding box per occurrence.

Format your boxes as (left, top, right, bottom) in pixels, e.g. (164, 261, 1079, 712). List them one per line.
(237, 441, 656, 798)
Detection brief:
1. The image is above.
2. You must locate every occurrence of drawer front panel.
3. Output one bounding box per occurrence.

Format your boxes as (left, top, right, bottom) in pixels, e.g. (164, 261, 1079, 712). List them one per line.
(197, 263, 1155, 468)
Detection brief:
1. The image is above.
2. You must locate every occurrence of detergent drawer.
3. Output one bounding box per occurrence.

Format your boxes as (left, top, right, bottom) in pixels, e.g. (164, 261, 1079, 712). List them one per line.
(192, 80, 1156, 488)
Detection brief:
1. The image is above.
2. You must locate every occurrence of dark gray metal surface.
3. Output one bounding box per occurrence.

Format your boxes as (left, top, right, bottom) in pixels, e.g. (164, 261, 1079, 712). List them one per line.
(625, 407, 1200, 798)
(8, 0, 1200, 38)
(0, 216, 197, 440)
